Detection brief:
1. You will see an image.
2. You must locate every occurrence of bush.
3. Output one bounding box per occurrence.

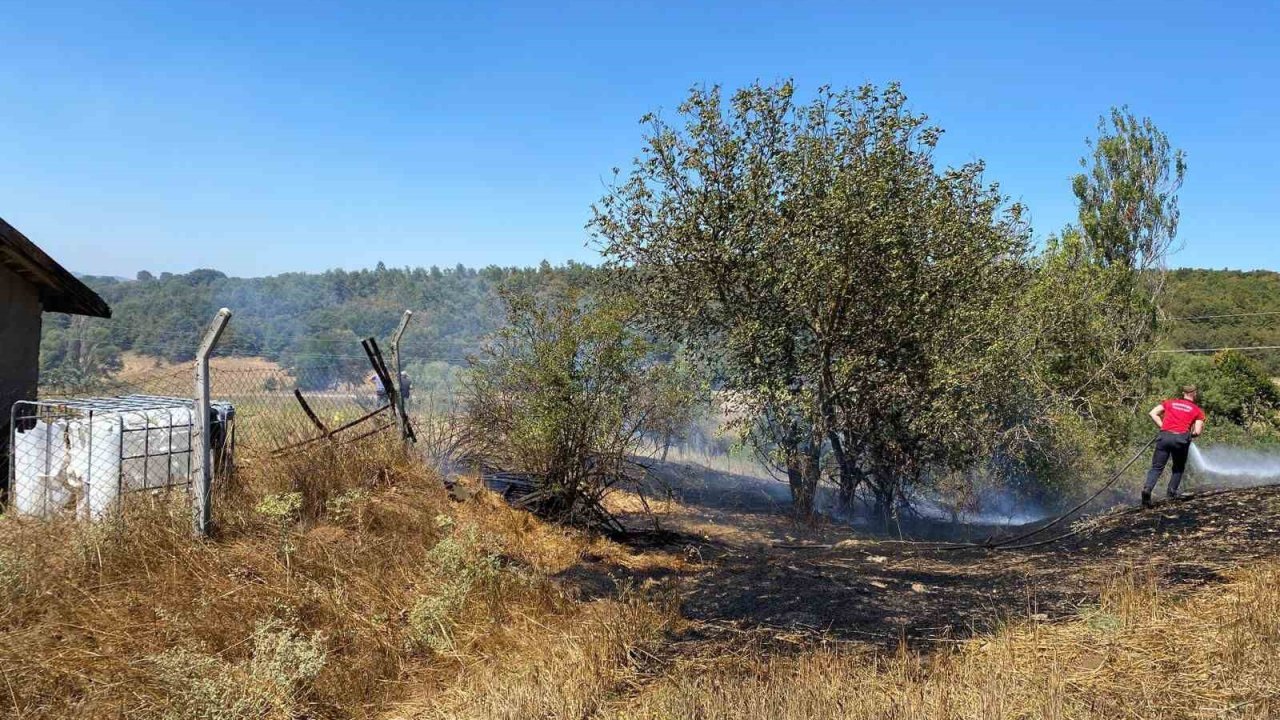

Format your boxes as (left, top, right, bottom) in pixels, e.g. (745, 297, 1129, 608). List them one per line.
(461, 287, 694, 525)
(406, 527, 504, 654)
(151, 620, 327, 720)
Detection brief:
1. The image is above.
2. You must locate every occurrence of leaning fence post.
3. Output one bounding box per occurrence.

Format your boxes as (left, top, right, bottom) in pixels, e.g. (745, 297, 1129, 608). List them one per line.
(390, 310, 414, 443)
(194, 308, 232, 538)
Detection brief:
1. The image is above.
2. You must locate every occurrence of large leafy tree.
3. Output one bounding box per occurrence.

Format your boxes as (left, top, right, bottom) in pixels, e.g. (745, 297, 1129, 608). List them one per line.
(590, 81, 1031, 518)
(1034, 109, 1186, 433)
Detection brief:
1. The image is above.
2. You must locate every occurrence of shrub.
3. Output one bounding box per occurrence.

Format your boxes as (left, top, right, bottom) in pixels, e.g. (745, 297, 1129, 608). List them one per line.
(406, 527, 503, 653)
(150, 619, 326, 720)
(461, 286, 695, 526)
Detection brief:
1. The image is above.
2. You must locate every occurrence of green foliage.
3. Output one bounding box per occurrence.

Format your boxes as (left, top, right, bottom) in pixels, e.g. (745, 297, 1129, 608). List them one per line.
(462, 285, 689, 521)
(1024, 229, 1157, 441)
(1029, 107, 1187, 432)
(1072, 106, 1186, 273)
(1161, 269, 1280, 375)
(150, 619, 326, 720)
(46, 262, 601, 384)
(590, 80, 1031, 516)
(324, 488, 369, 526)
(401, 359, 465, 409)
(1151, 351, 1280, 429)
(39, 314, 123, 388)
(998, 107, 1189, 500)
(406, 527, 503, 654)
(255, 492, 303, 522)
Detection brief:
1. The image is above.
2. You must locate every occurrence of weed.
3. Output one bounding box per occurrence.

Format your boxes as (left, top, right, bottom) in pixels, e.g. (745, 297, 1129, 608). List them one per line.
(406, 526, 503, 653)
(150, 619, 326, 720)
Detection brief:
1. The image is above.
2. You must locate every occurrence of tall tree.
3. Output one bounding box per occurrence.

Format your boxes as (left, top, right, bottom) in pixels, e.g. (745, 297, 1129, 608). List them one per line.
(1012, 109, 1187, 492)
(1073, 107, 1186, 275)
(39, 316, 123, 388)
(590, 81, 1030, 518)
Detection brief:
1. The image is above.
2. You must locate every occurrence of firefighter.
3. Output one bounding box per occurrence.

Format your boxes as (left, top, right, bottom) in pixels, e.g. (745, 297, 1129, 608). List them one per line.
(1142, 384, 1206, 507)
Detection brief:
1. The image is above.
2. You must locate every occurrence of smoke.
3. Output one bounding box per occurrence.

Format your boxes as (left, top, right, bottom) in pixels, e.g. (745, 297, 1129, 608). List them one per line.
(907, 492, 1048, 527)
(1190, 443, 1280, 486)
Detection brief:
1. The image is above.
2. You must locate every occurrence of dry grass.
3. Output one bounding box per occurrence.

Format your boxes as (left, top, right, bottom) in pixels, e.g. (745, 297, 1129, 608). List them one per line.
(118, 352, 292, 385)
(7, 428, 1280, 719)
(0, 436, 677, 719)
(601, 566, 1280, 719)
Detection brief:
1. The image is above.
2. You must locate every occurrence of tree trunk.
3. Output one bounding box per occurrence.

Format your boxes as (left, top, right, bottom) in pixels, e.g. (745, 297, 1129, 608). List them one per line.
(787, 442, 822, 521)
(867, 473, 895, 530)
(786, 455, 810, 518)
(828, 429, 863, 510)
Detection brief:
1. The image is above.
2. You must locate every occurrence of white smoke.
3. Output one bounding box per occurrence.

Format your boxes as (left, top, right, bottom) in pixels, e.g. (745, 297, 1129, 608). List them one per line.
(1190, 443, 1280, 485)
(905, 492, 1047, 527)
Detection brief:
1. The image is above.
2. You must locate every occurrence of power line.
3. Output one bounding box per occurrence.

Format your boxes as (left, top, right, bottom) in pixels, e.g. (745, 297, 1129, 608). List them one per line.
(1166, 310, 1280, 321)
(1151, 345, 1280, 354)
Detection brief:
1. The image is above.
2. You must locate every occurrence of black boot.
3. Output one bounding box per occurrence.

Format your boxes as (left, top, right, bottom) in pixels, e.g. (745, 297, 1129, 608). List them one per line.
(1141, 490, 1153, 508)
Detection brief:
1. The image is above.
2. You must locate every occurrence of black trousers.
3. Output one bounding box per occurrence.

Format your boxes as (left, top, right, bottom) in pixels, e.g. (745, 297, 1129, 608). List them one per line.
(1145, 431, 1192, 495)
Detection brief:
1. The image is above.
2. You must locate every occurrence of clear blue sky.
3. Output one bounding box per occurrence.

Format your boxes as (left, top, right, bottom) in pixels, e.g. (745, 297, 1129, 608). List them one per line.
(1, 0, 1276, 278)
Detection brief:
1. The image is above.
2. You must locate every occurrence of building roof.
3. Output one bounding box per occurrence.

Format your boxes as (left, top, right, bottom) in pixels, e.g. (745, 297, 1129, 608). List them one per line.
(0, 216, 111, 318)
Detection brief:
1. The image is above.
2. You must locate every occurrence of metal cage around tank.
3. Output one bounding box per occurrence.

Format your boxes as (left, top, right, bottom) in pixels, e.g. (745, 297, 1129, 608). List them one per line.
(6, 394, 234, 520)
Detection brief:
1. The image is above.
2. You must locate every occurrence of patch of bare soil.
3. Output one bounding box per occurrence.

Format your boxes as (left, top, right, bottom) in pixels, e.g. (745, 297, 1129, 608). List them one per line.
(592, 460, 1280, 652)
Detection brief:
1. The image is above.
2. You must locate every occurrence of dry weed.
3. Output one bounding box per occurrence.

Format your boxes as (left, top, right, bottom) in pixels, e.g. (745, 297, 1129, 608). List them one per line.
(604, 565, 1280, 720)
(0, 435, 606, 718)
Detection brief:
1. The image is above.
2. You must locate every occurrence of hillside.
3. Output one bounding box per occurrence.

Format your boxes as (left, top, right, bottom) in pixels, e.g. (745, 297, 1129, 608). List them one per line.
(40, 265, 1280, 385)
(9, 437, 1280, 718)
(1162, 268, 1280, 373)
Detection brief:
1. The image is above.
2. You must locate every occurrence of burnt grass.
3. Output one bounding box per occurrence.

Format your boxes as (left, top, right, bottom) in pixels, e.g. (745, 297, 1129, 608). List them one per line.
(569, 462, 1280, 651)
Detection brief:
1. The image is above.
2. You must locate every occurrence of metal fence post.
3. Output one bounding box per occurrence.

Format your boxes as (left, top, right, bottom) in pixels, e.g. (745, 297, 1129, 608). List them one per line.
(390, 310, 414, 444)
(194, 308, 232, 537)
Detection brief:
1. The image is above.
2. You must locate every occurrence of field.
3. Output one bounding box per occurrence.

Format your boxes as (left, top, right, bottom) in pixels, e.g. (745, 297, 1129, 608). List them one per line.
(4, 429, 1280, 719)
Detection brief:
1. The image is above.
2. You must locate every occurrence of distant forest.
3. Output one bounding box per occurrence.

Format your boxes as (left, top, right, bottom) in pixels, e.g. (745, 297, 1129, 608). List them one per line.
(1161, 269, 1280, 373)
(37, 264, 1280, 388)
(38, 262, 596, 388)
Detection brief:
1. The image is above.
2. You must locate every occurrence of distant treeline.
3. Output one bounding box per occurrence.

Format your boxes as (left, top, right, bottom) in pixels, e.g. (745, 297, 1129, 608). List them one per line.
(38, 262, 595, 388)
(1161, 269, 1280, 374)
(37, 263, 1280, 387)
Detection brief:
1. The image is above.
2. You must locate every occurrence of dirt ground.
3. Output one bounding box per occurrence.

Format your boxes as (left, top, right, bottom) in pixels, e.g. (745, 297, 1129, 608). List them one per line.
(586, 459, 1280, 651)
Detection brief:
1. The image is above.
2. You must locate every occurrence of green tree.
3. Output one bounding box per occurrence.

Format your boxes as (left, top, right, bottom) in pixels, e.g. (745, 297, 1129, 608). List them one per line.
(1013, 108, 1186, 493)
(1073, 107, 1186, 273)
(1156, 351, 1279, 428)
(39, 315, 123, 388)
(591, 81, 1030, 518)
(1064, 106, 1186, 405)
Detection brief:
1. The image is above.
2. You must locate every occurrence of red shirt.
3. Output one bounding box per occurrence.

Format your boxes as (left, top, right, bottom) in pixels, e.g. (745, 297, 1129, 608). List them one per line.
(1160, 398, 1206, 433)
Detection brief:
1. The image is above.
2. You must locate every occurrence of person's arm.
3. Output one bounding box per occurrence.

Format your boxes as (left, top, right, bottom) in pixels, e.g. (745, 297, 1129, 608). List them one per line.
(1191, 416, 1205, 438)
(1149, 404, 1165, 430)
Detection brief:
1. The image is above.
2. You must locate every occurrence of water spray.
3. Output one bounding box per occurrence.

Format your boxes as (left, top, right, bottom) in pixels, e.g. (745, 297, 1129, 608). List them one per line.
(1190, 443, 1280, 484)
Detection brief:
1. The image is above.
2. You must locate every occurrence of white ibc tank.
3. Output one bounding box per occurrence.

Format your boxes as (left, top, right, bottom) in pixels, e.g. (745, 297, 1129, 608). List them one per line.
(12, 421, 75, 518)
(12, 401, 199, 521)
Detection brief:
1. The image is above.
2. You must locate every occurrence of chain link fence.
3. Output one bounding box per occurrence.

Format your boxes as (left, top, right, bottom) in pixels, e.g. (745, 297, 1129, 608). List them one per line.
(207, 352, 399, 459)
(6, 309, 419, 531)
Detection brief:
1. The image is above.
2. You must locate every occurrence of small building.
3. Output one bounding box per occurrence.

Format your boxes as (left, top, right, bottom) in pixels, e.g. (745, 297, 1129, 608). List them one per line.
(1, 216, 111, 492)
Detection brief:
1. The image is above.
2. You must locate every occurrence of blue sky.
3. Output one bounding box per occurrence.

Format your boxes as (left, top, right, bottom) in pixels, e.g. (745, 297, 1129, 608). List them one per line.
(1, 0, 1276, 277)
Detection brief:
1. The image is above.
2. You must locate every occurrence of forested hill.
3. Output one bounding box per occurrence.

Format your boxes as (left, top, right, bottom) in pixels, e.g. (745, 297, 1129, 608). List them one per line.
(1161, 269, 1280, 373)
(38, 263, 597, 387)
(38, 264, 1280, 385)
